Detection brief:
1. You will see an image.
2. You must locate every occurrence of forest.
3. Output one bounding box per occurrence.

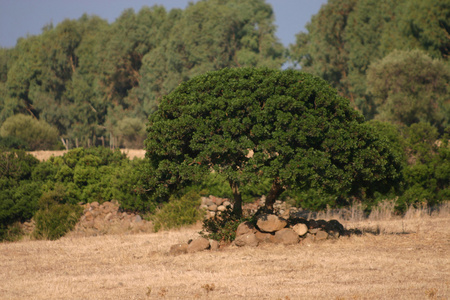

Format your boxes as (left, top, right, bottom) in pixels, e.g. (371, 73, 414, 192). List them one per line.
(0, 0, 449, 241)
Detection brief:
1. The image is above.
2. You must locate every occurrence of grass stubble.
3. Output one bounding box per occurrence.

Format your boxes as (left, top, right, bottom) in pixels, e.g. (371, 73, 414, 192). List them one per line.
(0, 203, 449, 299)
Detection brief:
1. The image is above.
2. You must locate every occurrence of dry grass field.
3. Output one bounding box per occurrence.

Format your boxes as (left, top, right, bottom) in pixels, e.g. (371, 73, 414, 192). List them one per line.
(1, 204, 449, 300)
(29, 149, 146, 161)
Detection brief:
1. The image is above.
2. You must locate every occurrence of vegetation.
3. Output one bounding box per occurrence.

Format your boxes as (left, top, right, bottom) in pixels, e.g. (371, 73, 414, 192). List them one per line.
(0, 0, 448, 241)
(144, 67, 402, 216)
(0, 0, 283, 149)
(151, 191, 205, 232)
(289, 0, 449, 128)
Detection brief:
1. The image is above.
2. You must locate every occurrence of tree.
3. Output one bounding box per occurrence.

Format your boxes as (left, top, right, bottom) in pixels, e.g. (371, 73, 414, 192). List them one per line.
(145, 68, 402, 216)
(0, 114, 60, 150)
(366, 49, 450, 130)
(289, 0, 449, 120)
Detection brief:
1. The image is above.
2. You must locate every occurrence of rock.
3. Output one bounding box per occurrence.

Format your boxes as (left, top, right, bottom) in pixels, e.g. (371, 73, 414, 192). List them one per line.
(201, 197, 209, 205)
(255, 231, 273, 243)
(215, 198, 224, 206)
(271, 228, 299, 245)
(169, 243, 188, 255)
(234, 233, 259, 247)
(222, 201, 231, 207)
(200, 204, 208, 210)
(91, 201, 100, 208)
(208, 204, 218, 212)
(292, 223, 308, 236)
(84, 211, 94, 222)
(187, 237, 210, 253)
(309, 228, 322, 234)
(217, 205, 226, 212)
(315, 230, 329, 241)
(256, 214, 287, 233)
(236, 221, 256, 237)
(104, 212, 113, 221)
(302, 234, 315, 245)
(328, 230, 340, 239)
(209, 240, 220, 251)
(134, 215, 142, 223)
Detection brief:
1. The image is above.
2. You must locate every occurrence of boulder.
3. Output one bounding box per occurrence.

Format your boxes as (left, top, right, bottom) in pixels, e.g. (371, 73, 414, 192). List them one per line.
(187, 237, 210, 253)
(217, 205, 226, 212)
(309, 228, 321, 234)
(302, 234, 315, 245)
(209, 240, 220, 251)
(255, 231, 273, 243)
(222, 201, 231, 207)
(315, 230, 329, 241)
(234, 233, 259, 247)
(256, 214, 287, 233)
(169, 243, 188, 255)
(208, 204, 218, 212)
(271, 228, 299, 245)
(236, 221, 256, 237)
(292, 223, 308, 236)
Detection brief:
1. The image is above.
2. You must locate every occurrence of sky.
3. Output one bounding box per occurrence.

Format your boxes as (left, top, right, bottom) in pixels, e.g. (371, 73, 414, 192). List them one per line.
(0, 0, 327, 49)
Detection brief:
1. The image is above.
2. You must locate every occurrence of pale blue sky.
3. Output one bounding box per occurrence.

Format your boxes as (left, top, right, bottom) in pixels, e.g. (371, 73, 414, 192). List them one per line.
(0, 0, 327, 49)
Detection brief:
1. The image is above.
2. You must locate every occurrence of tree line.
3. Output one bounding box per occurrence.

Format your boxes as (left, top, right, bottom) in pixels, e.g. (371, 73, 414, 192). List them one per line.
(0, 0, 448, 150)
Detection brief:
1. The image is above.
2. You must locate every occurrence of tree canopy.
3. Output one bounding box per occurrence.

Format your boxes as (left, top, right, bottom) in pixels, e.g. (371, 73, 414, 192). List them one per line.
(1, 0, 283, 148)
(289, 0, 450, 128)
(145, 68, 402, 216)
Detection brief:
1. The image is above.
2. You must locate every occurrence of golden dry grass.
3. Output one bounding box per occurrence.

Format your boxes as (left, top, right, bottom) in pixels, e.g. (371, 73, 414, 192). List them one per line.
(28, 149, 146, 161)
(1, 206, 449, 300)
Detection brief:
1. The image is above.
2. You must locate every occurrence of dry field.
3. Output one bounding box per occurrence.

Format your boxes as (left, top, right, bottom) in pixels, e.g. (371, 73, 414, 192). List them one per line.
(1, 205, 449, 300)
(28, 149, 146, 161)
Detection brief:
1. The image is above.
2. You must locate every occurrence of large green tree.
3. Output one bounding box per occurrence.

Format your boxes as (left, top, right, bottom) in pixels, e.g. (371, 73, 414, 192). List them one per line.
(367, 49, 450, 130)
(290, 0, 450, 120)
(145, 68, 402, 216)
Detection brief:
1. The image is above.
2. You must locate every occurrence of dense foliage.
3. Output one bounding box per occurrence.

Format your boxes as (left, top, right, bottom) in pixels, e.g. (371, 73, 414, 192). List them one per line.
(0, 0, 448, 241)
(0, 147, 150, 241)
(144, 67, 403, 216)
(0, 0, 283, 149)
(289, 0, 449, 129)
(1, 0, 448, 148)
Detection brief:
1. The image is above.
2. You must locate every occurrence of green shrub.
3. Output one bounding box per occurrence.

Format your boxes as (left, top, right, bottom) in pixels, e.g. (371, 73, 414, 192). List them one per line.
(0, 135, 29, 150)
(33, 191, 83, 240)
(151, 191, 204, 232)
(0, 114, 61, 150)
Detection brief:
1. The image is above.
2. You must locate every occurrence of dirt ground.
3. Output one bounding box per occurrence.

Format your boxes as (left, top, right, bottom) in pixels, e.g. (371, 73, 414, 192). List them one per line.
(1, 212, 449, 299)
(29, 149, 146, 161)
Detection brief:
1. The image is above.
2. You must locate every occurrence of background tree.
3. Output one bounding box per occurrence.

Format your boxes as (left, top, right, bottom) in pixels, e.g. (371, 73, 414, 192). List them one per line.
(290, 0, 450, 120)
(0, 114, 60, 150)
(145, 68, 402, 216)
(367, 49, 450, 131)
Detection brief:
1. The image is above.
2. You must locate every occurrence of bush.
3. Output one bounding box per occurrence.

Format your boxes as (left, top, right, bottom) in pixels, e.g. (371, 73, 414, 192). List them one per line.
(33, 203, 82, 240)
(0, 114, 60, 150)
(33, 190, 83, 240)
(151, 191, 204, 232)
(0, 135, 29, 150)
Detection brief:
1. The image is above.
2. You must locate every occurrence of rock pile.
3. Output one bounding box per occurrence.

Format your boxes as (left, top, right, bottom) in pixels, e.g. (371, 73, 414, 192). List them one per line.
(169, 213, 346, 254)
(70, 200, 153, 236)
(233, 214, 345, 247)
(200, 195, 309, 219)
(200, 196, 233, 218)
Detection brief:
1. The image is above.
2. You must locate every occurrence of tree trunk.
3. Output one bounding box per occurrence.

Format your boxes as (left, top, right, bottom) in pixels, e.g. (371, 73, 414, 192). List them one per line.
(229, 180, 242, 218)
(265, 178, 284, 213)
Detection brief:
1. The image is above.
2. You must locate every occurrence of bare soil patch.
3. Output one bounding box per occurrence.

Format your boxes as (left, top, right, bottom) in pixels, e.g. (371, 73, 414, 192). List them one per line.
(1, 213, 449, 299)
(28, 149, 146, 161)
